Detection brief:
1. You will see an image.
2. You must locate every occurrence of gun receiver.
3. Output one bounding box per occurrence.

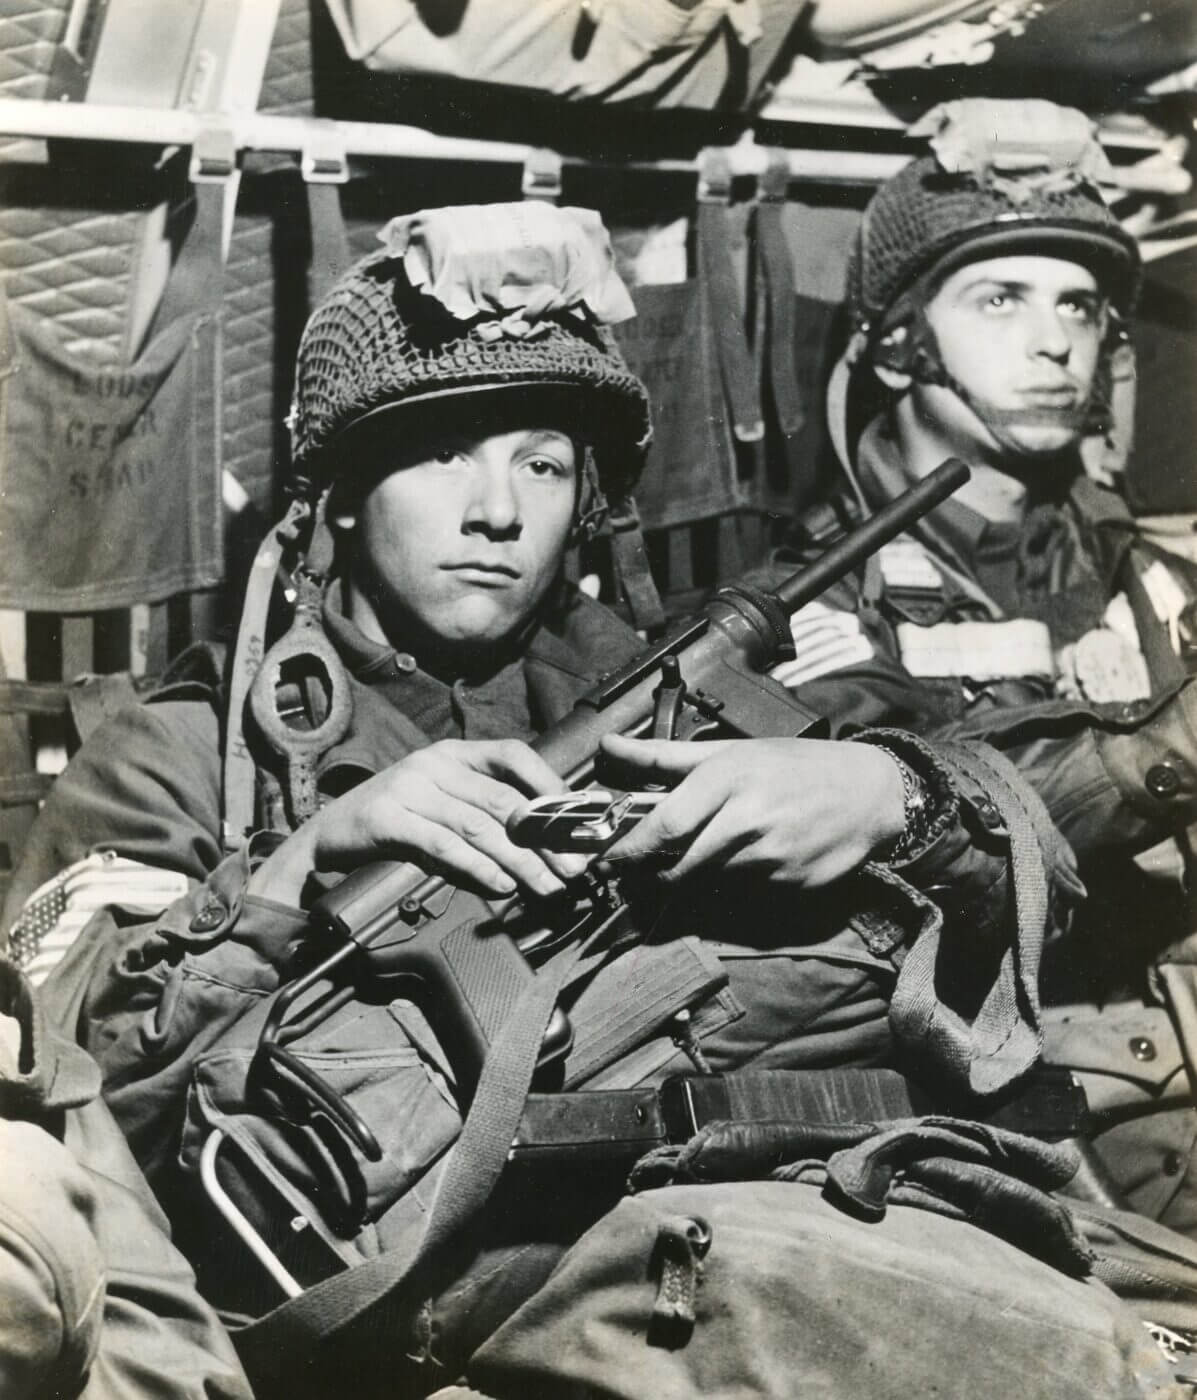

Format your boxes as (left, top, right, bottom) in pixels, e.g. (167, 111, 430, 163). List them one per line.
(286, 458, 970, 1107)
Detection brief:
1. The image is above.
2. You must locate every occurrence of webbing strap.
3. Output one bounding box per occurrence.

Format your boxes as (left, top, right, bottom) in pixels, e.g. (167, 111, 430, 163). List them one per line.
(755, 155, 812, 505)
(0, 772, 52, 805)
(891, 740, 1050, 1096)
(607, 495, 665, 637)
(305, 181, 353, 306)
(233, 914, 618, 1380)
(824, 352, 870, 517)
(153, 162, 231, 332)
(696, 152, 762, 444)
(0, 681, 70, 718)
(1157, 963, 1197, 1114)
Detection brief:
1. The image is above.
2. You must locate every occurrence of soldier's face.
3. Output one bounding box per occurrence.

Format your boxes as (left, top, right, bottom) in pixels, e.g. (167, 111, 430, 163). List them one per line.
(352, 425, 578, 652)
(921, 254, 1107, 460)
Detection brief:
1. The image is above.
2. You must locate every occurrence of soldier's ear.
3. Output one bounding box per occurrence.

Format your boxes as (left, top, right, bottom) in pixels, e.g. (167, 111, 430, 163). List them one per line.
(327, 477, 359, 532)
(874, 361, 912, 393)
(872, 324, 913, 392)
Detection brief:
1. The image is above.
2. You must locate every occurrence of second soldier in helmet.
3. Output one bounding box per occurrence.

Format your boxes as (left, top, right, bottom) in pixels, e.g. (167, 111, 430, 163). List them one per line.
(765, 98, 1197, 1235)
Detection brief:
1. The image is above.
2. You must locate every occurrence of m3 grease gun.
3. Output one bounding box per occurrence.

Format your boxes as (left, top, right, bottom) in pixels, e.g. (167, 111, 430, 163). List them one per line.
(252, 459, 970, 1138)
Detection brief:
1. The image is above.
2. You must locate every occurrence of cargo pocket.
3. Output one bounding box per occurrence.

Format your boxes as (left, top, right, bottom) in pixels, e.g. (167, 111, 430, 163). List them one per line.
(184, 1000, 462, 1239)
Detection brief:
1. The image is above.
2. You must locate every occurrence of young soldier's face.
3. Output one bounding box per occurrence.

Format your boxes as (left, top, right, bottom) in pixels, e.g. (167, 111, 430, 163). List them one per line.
(920, 254, 1107, 460)
(353, 425, 578, 652)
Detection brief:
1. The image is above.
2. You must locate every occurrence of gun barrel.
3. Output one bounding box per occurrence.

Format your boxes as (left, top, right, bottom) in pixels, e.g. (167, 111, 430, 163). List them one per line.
(773, 457, 969, 613)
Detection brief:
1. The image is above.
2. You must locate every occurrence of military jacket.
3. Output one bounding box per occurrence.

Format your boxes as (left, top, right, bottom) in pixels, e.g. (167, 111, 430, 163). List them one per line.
(749, 417, 1197, 1235)
(8, 582, 1078, 1334)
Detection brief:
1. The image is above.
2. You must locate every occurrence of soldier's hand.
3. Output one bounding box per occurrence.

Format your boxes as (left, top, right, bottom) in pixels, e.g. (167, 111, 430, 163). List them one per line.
(249, 738, 586, 905)
(598, 735, 906, 889)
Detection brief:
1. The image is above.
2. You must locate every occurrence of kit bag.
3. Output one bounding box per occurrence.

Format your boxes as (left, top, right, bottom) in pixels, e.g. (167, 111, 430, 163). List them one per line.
(0, 179, 226, 612)
(464, 1180, 1185, 1400)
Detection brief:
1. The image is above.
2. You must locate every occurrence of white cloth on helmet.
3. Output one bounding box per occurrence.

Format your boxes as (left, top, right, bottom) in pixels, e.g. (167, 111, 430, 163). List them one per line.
(378, 203, 636, 338)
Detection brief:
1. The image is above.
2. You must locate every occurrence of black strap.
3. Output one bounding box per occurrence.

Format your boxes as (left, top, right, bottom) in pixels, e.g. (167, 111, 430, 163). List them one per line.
(607, 495, 665, 638)
(505, 1067, 1089, 1174)
(755, 153, 814, 508)
(696, 150, 762, 446)
(305, 182, 353, 306)
(0, 772, 52, 805)
(301, 124, 353, 304)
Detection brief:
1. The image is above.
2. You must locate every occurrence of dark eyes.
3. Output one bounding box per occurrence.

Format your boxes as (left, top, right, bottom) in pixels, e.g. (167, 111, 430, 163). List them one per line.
(427, 447, 572, 478)
(972, 291, 1103, 325)
(1059, 298, 1102, 325)
(524, 456, 572, 479)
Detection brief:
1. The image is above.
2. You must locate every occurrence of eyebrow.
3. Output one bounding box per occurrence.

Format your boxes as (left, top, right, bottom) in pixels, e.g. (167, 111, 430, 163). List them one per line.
(517, 430, 577, 452)
(953, 276, 1102, 301)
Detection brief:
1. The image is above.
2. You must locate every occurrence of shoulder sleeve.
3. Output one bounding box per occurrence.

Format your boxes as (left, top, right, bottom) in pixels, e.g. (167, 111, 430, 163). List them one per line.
(16, 702, 309, 1185)
(2, 698, 224, 934)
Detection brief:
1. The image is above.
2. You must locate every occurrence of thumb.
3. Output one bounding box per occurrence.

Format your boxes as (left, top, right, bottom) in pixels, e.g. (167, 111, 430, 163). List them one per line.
(602, 783, 695, 866)
(599, 734, 732, 785)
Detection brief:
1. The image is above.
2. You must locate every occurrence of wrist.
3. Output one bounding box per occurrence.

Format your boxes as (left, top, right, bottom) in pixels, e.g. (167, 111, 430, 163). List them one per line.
(851, 728, 959, 867)
(874, 751, 932, 861)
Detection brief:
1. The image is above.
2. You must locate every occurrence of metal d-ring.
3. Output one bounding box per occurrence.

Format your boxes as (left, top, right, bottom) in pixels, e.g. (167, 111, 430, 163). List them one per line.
(249, 585, 354, 825)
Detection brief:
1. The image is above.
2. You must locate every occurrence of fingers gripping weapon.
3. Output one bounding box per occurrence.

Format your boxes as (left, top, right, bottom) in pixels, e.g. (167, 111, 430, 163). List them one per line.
(254, 460, 970, 1132)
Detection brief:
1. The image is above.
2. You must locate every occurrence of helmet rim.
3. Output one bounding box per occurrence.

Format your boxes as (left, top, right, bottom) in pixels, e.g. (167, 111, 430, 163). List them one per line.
(289, 249, 651, 502)
(874, 219, 1139, 330)
(304, 378, 648, 500)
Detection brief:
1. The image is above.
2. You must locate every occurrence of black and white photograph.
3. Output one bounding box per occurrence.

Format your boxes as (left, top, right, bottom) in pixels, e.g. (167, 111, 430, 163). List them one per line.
(0, 2, 1196, 1396)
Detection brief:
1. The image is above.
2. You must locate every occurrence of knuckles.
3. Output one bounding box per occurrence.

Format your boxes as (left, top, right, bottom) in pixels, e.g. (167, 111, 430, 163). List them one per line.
(456, 808, 494, 845)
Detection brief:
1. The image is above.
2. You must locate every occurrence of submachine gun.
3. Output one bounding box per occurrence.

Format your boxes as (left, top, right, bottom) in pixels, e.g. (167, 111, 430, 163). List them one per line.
(252, 459, 970, 1152)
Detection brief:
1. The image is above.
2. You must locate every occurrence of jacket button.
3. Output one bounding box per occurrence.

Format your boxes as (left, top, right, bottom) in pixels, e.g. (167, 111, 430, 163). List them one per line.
(974, 798, 1002, 829)
(1146, 763, 1182, 799)
(1129, 1036, 1157, 1062)
(1164, 1150, 1185, 1177)
(394, 652, 417, 675)
(189, 901, 227, 934)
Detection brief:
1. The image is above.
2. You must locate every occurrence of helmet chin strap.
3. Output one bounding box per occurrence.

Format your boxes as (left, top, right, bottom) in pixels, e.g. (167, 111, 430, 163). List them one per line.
(937, 369, 1092, 464)
(569, 445, 665, 637)
(879, 306, 1095, 465)
(571, 447, 608, 543)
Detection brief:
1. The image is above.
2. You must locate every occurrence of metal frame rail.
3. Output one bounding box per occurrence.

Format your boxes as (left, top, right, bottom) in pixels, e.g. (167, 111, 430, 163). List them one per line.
(0, 98, 1188, 194)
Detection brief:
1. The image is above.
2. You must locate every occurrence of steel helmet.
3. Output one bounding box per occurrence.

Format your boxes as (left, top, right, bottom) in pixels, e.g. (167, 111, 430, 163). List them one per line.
(287, 202, 652, 522)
